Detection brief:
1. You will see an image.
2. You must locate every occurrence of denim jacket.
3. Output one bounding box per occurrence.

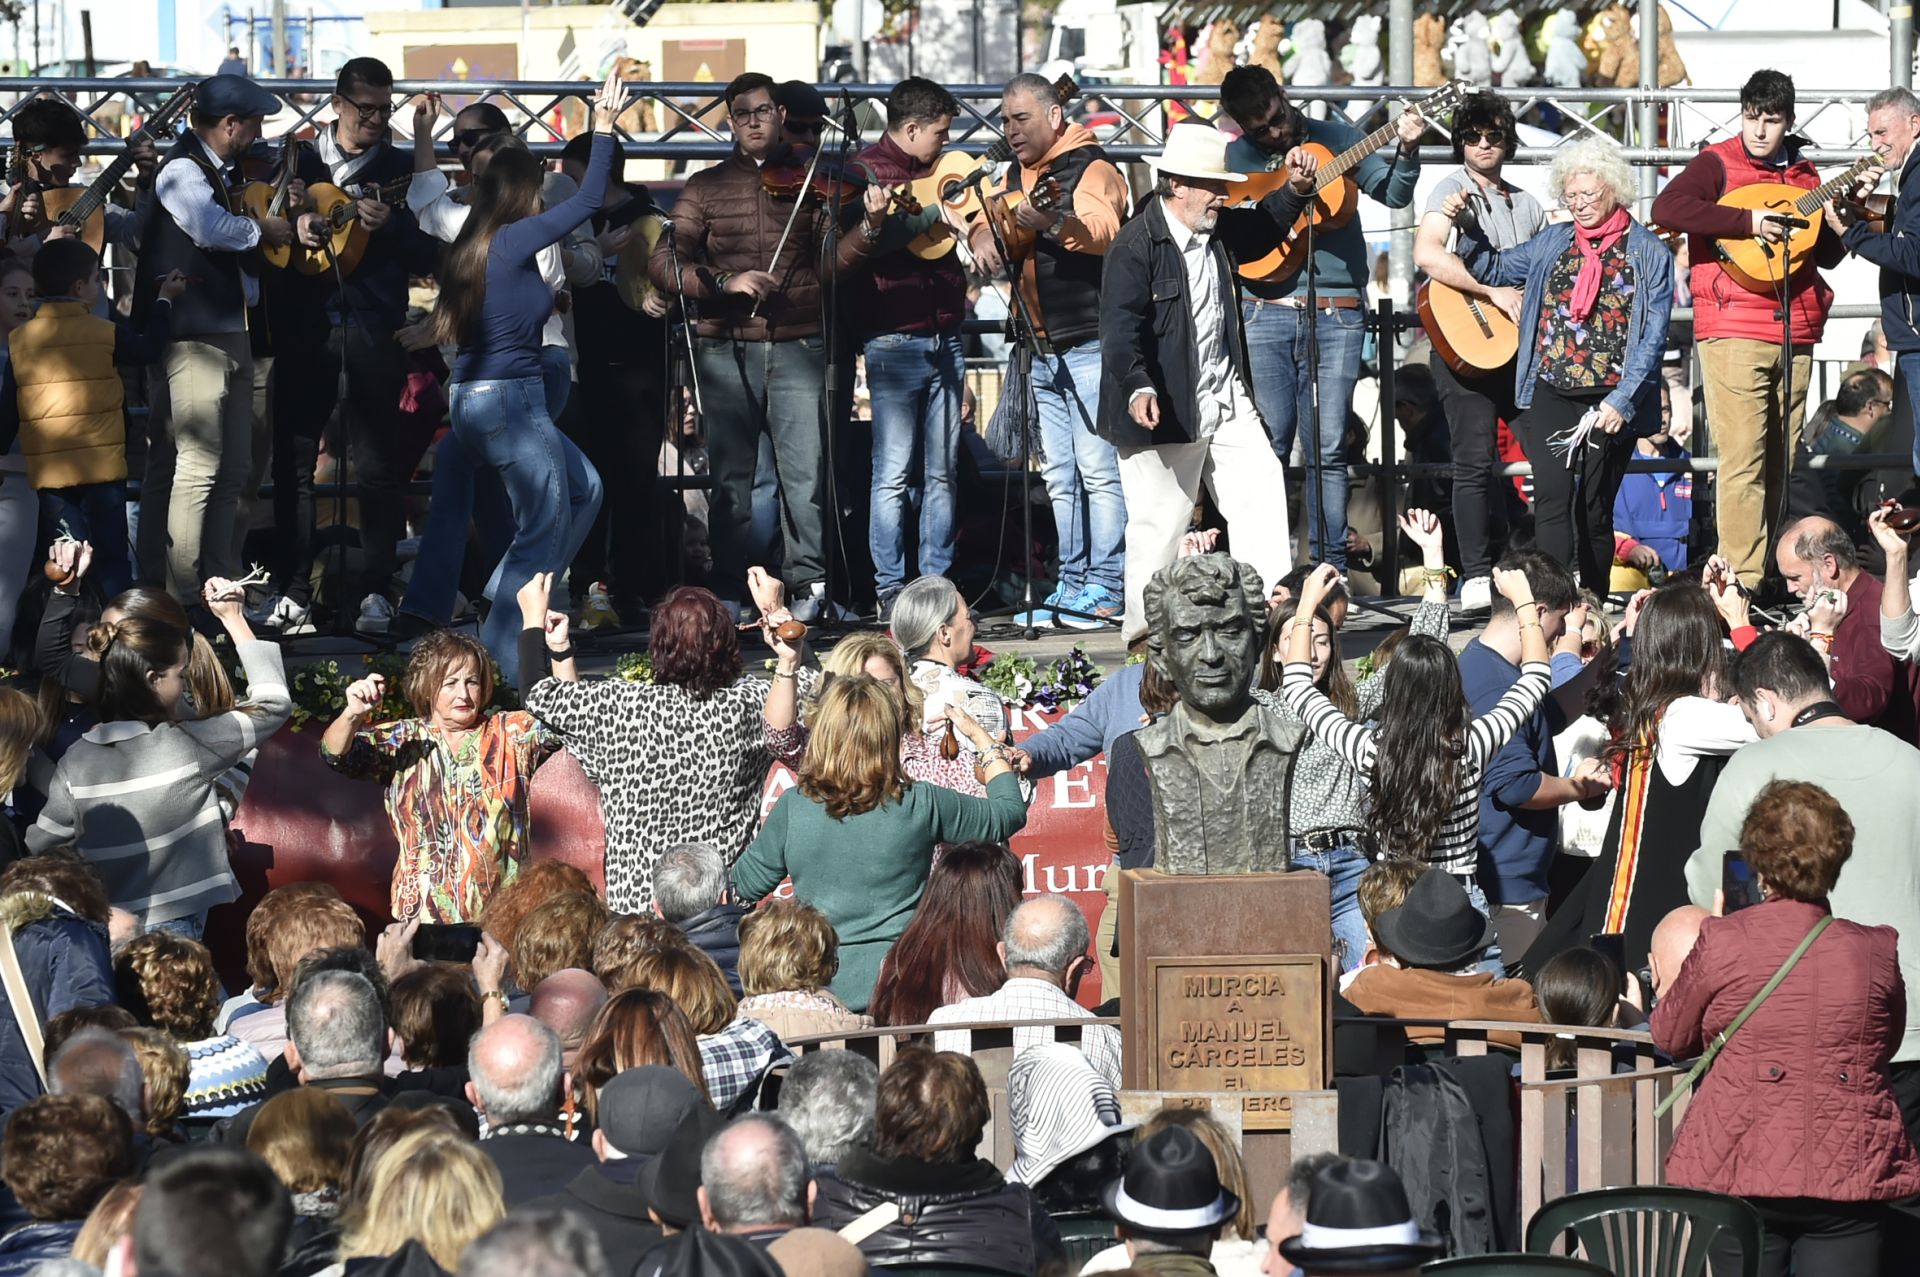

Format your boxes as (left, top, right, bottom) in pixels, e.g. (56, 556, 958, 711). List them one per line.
(1459, 218, 1675, 431)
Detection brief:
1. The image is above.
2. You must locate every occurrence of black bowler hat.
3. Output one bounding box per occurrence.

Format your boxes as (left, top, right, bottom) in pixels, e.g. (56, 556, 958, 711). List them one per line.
(1102, 1125, 1239, 1232)
(637, 1102, 724, 1228)
(197, 73, 282, 121)
(1370, 868, 1499, 970)
(1277, 1160, 1443, 1275)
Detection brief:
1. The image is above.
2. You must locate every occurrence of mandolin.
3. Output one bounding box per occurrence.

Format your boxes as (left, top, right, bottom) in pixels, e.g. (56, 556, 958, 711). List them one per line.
(1233, 79, 1470, 283)
(232, 131, 306, 270)
(1714, 154, 1882, 294)
(1418, 279, 1518, 377)
(294, 174, 414, 278)
(16, 84, 195, 254)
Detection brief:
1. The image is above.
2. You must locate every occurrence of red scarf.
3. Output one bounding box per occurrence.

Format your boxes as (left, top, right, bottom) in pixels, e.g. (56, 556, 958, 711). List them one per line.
(1568, 206, 1631, 323)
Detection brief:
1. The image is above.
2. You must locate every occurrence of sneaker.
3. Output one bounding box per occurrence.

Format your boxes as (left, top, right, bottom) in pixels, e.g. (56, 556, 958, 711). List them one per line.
(255, 594, 314, 636)
(1459, 575, 1492, 613)
(580, 582, 621, 632)
(356, 593, 396, 636)
(1059, 582, 1122, 630)
(791, 583, 856, 624)
(1015, 584, 1073, 628)
(876, 590, 901, 625)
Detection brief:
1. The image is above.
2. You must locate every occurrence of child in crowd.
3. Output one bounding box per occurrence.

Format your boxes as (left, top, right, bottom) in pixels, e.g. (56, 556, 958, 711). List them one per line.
(0, 239, 182, 600)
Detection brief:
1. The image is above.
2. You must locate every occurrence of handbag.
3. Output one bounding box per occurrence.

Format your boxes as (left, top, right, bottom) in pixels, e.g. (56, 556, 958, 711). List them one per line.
(1653, 914, 1832, 1119)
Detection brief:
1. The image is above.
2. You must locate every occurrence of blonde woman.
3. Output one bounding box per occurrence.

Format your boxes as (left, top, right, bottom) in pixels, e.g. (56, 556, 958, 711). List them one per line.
(329, 1127, 505, 1274)
(790, 631, 982, 794)
(736, 898, 872, 1040)
(733, 675, 1028, 1013)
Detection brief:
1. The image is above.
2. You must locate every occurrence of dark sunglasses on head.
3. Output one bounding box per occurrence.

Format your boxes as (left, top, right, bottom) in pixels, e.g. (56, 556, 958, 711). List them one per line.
(1459, 128, 1507, 146)
(455, 128, 493, 148)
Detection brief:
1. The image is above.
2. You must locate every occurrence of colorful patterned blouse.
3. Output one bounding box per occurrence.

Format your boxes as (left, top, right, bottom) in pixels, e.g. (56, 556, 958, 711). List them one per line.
(1536, 238, 1636, 392)
(323, 710, 559, 923)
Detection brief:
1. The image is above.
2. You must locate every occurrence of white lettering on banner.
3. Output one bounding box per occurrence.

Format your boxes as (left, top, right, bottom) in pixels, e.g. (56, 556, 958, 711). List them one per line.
(761, 766, 798, 820)
(1052, 763, 1097, 809)
(1007, 704, 1049, 733)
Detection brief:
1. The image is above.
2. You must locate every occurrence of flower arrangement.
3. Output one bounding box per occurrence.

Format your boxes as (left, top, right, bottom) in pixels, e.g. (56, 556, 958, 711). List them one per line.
(614, 651, 655, 683)
(981, 645, 1105, 713)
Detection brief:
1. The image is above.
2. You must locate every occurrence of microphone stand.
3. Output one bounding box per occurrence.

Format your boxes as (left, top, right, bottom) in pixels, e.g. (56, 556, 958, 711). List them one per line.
(813, 96, 859, 628)
(663, 219, 705, 590)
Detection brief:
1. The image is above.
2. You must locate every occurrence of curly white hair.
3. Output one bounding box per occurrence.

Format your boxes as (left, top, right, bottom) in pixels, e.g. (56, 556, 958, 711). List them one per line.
(1548, 136, 1637, 210)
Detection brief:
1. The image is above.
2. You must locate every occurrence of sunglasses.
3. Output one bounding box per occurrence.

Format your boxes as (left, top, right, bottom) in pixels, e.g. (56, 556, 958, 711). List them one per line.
(455, 128, 494, 148)
(1458, 128, 1506, 146)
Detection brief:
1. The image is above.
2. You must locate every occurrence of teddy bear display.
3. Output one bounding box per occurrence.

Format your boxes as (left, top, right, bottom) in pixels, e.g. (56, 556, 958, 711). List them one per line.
(1488, 9, 1536, 86)
(1540, 10, 1588, 88)
(1444, 11, 1495, 86)
(1341, 14, 1385, 119)
(1635, 2, 1689, 87)
(1287, 19, 1334, 118)
(1414, 11, 1448, 86)
(1591, 4, 1638, 89)
(1192, 18, 1239, 86)
(1249, 15, 1286, 82)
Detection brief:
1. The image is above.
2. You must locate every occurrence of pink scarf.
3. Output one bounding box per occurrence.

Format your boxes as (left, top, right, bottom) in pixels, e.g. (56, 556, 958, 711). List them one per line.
(1567, 205, 1631, 323)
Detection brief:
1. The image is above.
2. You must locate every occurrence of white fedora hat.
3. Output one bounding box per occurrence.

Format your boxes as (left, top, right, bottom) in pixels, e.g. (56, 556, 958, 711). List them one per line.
(1152, 122, 1248, 183)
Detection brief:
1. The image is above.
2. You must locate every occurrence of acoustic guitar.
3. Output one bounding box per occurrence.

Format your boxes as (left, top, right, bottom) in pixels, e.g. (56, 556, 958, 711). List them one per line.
(902, 142, 1011, 261)
(1233, 80, 1470, 283)
(1418, 279, 1519, 376)
(233, 132, 306, 270)
(16, 84, 195, 253)
(294, 174, 414, 278)
(1714, 154, 1880, 293)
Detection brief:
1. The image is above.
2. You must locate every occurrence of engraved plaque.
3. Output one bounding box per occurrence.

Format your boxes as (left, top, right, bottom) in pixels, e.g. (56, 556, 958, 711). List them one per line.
(1142, 954, 1326, 1130)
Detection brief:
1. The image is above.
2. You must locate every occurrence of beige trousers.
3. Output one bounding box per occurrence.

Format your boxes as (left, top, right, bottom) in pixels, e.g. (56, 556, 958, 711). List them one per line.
(140, 334, 256, 598)
(1699, 337, 1811, 587)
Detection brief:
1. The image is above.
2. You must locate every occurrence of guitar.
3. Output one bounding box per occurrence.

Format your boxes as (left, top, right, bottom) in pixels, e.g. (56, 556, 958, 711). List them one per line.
(1714, 154, 1881, 293)
(981, 176, 1067, 270)
(294, 174, 414, 278)
(1233, 80, 1471, 283)
(1418, 279, 1518, 376)
(15, 84, 195, 253)
(901, 142, 1011, 261)
(232, 132, 306, 270)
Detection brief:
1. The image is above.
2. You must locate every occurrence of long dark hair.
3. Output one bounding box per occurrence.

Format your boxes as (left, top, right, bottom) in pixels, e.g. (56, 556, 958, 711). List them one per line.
(1594, 584, 1726, 766)
(867, 842, 1021, 1027)
(1260, 601, 1355, 716)
(1535, 946, 1620, 1070)
(428, 146, 544, 345)
(1367, 634, 1468, 861)
(88, 615, 189, 726)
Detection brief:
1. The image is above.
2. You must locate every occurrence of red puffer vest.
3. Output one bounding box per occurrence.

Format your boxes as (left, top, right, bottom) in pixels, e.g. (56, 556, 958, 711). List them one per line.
(1687, 135, 1835, 345)
(1651, 898, 1920, 1201)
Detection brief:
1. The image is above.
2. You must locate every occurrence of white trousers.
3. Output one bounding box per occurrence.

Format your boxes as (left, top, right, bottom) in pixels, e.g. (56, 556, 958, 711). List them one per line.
(1116, 400, 1292, 642)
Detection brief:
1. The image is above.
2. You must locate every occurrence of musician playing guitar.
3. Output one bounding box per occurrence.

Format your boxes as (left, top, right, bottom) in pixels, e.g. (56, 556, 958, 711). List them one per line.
(1220, 65, 1425, 572)
(834, 79, 967, 623)
(1413, 92, 1546, 613)
(0, 98, 156, 261)
(1649, 70, 1849, 591)
(967, 72, 1131, 629)
(257, 56, 441, 638)
(647, 72, 889, 624)
(1829, 88, 1920, 481)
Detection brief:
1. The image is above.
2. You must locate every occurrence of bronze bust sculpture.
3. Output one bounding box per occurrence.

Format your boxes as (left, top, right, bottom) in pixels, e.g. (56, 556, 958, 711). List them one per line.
(1137, 554, 1303, 874)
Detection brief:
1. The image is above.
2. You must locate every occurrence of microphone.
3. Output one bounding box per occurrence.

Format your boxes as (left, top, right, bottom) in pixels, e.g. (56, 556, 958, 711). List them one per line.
(942, 164, 1001, 205)
(839, 87, 860, 145)
(1763, 213, 1811, 230)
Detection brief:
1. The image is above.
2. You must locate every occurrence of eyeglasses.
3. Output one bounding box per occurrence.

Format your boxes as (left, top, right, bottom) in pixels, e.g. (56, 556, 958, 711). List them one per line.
(1458, 128, 1506, 146)
(1563, 190, 1609, 208)
(340, 98, 395, 117)
(730, 104, 778, 125)
(1871, 396, 1895, 408)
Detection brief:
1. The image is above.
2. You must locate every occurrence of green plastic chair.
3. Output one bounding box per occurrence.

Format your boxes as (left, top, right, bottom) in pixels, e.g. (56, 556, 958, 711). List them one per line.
(1426, 1256, 1615, 1276)
(1523, 1186, 1765, 1277)
(1050, 1214, 1119, 1270)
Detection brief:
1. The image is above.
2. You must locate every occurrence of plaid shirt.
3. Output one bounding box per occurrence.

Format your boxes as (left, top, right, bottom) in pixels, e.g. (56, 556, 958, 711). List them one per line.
(928, 977, 1122, 1086)
(699, 1016, 792, 1110)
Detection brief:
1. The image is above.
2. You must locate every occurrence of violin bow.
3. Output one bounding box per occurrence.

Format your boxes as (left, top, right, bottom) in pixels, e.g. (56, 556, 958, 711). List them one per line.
(749, 140, 833, 321)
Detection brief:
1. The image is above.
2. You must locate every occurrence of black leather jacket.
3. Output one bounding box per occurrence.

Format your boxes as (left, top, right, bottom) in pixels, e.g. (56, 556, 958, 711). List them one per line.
(812, 1148, 1065, 1272)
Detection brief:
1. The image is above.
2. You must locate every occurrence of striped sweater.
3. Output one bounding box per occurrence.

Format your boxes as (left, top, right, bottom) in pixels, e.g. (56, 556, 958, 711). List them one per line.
(27, 640, 293, 924)
(1280, 659, 1551, 878)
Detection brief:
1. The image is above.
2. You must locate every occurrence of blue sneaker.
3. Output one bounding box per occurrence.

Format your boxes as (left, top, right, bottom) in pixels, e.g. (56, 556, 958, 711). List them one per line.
(1015, 584, 1073, 628)
(1059, 582, 1122, 631)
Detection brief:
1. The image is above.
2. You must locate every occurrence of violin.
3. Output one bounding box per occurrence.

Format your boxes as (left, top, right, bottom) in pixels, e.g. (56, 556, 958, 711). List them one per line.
(759, 147, 922, 215)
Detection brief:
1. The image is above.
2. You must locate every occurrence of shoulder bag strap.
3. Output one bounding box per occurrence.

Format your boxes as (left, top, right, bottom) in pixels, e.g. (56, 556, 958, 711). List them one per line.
(0, 918, 47, 1089)
(1654, 914, 1832, 1119)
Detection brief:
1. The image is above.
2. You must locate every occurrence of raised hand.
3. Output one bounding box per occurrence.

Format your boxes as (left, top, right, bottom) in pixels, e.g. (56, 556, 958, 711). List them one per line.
(517, 571, 555, 626)
(345, 674, 388, 717)
(1870, 507, 1910, 561)
(1298, 561, 1344, 607)
(543, 607, 571, 653)
(1491, 565, 1535, 607)
(747, 566, 787, 617)
(1622, 588, 1654, 638)
(1398, 508, 1445, 559)
(203, 576, 246, 622)
(592, 69, 628, 133)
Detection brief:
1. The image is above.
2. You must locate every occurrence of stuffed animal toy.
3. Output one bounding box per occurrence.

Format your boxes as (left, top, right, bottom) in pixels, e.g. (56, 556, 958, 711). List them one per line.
(1341, 14, 1385, 87)
(1286, 19, 1333, 117)
(1635, 2, 1689, 87)
(1488, 9, 1536, 86)
(1414, 11, 1447, 86)
(1445, 12, 1494, 87)
(1592, 4, 1638, 89)
(1540, 10, 1587, 88)
(1192, 18, 1239, 85)
(614, 56, 658, 134)
(1250, 15, 1286, 81)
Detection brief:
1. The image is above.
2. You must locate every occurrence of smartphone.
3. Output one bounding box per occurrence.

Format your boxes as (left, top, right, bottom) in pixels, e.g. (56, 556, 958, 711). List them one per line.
(412, 923, 483, 964)
(1587, 932, 1628, 992)
(1723, 850, 1763, 912)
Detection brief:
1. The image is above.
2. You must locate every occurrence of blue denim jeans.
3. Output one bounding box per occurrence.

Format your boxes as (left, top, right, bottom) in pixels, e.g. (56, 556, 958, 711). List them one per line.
(41, 481, 131, 601)
(1031, 341, 1124, 595)
(866, 329, 965, 597)
(147, 911, 207, 940)
(1241, 300, 1367, 567)
(402, 355, 572, 628)
(1900, 351, 1920, 476)
(1293, 844, 1372, 973)
(447, 375, 602, 688)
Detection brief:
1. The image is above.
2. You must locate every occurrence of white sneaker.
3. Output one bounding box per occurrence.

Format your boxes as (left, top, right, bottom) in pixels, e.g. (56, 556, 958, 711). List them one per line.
(1459, 575, 1492, 612)
(357, 594, 396, 636)
(252, 594, 315, 636)
(245, 592, 280, 627)
(580, 582, 621, 632)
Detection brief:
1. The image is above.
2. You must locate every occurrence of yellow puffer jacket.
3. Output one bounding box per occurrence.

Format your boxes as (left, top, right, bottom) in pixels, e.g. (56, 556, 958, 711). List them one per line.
(7, 301, 125, 489)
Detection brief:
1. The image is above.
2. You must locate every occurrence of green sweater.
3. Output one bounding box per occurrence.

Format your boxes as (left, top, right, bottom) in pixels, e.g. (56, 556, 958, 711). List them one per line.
(1685, 722, 1920, 1062)
(733, 772, 1030, 1012)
